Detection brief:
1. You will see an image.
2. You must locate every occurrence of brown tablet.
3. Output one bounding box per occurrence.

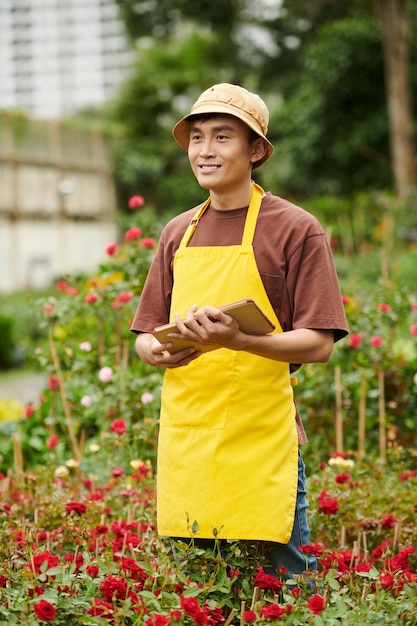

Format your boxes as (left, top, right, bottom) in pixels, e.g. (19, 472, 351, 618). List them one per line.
(153, 299, 275, 354)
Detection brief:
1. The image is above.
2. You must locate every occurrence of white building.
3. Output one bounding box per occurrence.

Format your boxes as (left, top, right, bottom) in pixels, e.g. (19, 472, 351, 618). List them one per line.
(0, 113, 118, 293)
(0, 0, 132, 118)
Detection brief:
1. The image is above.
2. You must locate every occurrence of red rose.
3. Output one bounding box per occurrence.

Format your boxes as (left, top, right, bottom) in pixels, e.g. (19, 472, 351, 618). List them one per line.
(378, 302, 391, 312)
(86, 564, 99, 577)
(298, 542, 324, 557)
(100, 575, 128, 601)
(87, 599, 114, 617)
(125, 227, 143, 241)
(335, 473, 350, 484)
(145, 615, 170, 626)
(253, 567, 283, 594)
(348, 333, 363, 348)
(46, 434, 59, 450)
(66, 501, 87, 515)
(106, 242, 118, 256)
(307, 594, 326, 614)
(110, 419, 127, 436)
(48, 375, 60, 391)
(170, 609, 182, 621)
(34, 599, 56, 621)
(140, 237, 156, 248)
(112, 291, 135, 308)
(380, 514, 397, 528)
(241, 610, 257, 623)
(120, 556, 146, 581)
(180, 595, 202, 618)
(116, 291, 134, 303)
(24, 404, 36, 419)
(84, 293, 99, 304)
(379, 573, 395, 589)
(371, 335, 383, 348)
(31, 551, 59, 574)
(318, 490, 340, 515)
(260, 603, 286, 619)
(128, 195, 145, 209)
(111, 467, 125, 477)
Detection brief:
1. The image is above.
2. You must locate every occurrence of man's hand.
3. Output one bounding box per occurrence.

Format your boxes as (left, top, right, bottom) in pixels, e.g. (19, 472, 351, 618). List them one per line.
(135, 331, 201, 369)
(171, 304, 242, 348)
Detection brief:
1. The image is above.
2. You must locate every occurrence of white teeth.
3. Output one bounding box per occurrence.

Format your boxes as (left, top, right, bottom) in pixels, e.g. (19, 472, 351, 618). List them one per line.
(200, 165, 220, 170)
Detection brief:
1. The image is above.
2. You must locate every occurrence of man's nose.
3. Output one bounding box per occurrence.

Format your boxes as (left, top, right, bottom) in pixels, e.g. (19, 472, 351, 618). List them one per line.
(199, 138, 215, 157)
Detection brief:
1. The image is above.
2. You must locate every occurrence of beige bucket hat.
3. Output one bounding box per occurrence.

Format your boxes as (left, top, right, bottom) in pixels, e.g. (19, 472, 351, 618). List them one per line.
(172, 83, 274, 168)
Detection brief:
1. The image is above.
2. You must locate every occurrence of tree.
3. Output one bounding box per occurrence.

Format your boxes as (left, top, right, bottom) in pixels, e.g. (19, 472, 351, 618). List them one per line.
(109, 0, 417, 206)
(373, 0, 417, 196)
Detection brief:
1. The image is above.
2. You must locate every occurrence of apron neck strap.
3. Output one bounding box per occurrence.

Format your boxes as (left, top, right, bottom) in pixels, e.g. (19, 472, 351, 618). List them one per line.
(179, 181, 265, 249)
(242, 182, 264, 246)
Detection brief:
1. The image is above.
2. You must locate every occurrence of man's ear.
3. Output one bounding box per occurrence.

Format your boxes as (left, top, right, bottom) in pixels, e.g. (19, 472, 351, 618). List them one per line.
(251, 138, 267, 165)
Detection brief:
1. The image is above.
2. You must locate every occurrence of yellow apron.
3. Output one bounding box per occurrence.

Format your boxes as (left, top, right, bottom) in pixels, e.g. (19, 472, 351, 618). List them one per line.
(157, 182, 298, 543)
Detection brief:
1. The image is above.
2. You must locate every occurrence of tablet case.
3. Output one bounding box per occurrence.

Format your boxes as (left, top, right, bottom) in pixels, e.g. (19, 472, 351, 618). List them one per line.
(153, 298, 275, 354)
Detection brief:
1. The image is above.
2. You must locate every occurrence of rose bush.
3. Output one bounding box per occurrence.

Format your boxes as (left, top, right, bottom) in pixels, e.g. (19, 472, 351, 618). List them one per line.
(0, 447, 417, 624)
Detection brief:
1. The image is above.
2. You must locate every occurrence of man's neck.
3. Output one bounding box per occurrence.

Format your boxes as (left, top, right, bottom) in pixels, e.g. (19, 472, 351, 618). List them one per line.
(209, 181, 253, 212)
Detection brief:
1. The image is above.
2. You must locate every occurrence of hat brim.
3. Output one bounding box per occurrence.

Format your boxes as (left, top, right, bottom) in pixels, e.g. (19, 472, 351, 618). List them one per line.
(172, 104, 274, 169)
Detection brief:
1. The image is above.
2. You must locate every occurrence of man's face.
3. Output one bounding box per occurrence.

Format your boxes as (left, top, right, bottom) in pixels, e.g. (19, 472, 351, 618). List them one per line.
(187, 115, 263, 194)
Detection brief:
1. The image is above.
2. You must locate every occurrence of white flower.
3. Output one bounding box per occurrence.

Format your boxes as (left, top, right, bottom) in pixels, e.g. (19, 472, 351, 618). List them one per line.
(328, 457, 355, 468)
(66, 458, 80, 468)
(141, 392, 154, 404)
(89, 444, 100, 453)
(81, 395, 92, 407)
(79, 341, 92, 352)
(99, 367, 113, 383)
(54, 466, 70, 477)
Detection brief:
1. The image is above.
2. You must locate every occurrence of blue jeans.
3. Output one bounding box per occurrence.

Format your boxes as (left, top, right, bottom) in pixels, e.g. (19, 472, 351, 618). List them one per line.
(262, 448, 316, 579)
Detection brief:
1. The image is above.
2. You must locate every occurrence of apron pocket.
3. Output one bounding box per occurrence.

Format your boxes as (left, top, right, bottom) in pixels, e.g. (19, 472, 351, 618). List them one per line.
(161, 350, 236, 430)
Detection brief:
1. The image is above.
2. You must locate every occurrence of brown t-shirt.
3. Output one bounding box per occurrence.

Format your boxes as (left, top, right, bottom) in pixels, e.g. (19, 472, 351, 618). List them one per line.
(131, 192, 349, 443)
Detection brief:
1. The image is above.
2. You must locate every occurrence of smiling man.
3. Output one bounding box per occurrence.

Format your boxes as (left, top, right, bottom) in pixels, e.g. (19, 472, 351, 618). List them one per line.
(131, 83, 348, 580)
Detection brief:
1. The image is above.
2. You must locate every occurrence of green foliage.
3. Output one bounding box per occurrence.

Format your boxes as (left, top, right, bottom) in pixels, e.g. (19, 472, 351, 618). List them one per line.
(0, 204, 164, 473)
(271, 16, 390, 196)
(0, 314, 15, 369)
(108, 31, 232, 214)
(105, 0, 417, 207)
(298, 282, 417, 467)
(115, 0, 245, 44)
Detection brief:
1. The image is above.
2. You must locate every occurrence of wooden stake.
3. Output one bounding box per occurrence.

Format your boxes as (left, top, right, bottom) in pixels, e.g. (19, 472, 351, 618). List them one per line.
(380, 247, 389, 284)
(12, 431, 24, 478)
(339, 526, 346, 547)
(361, 582, 369, 601)
(250, 587, 260, 611)
(240, 601, 246, 626)
(378, 369, 386, 463)
(49, 330, 81, 463)
(224, 608, 237, 626)
(335, 365, 343, 452)
(358, 370, 367, 459)
(393, 522, 401, 551)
